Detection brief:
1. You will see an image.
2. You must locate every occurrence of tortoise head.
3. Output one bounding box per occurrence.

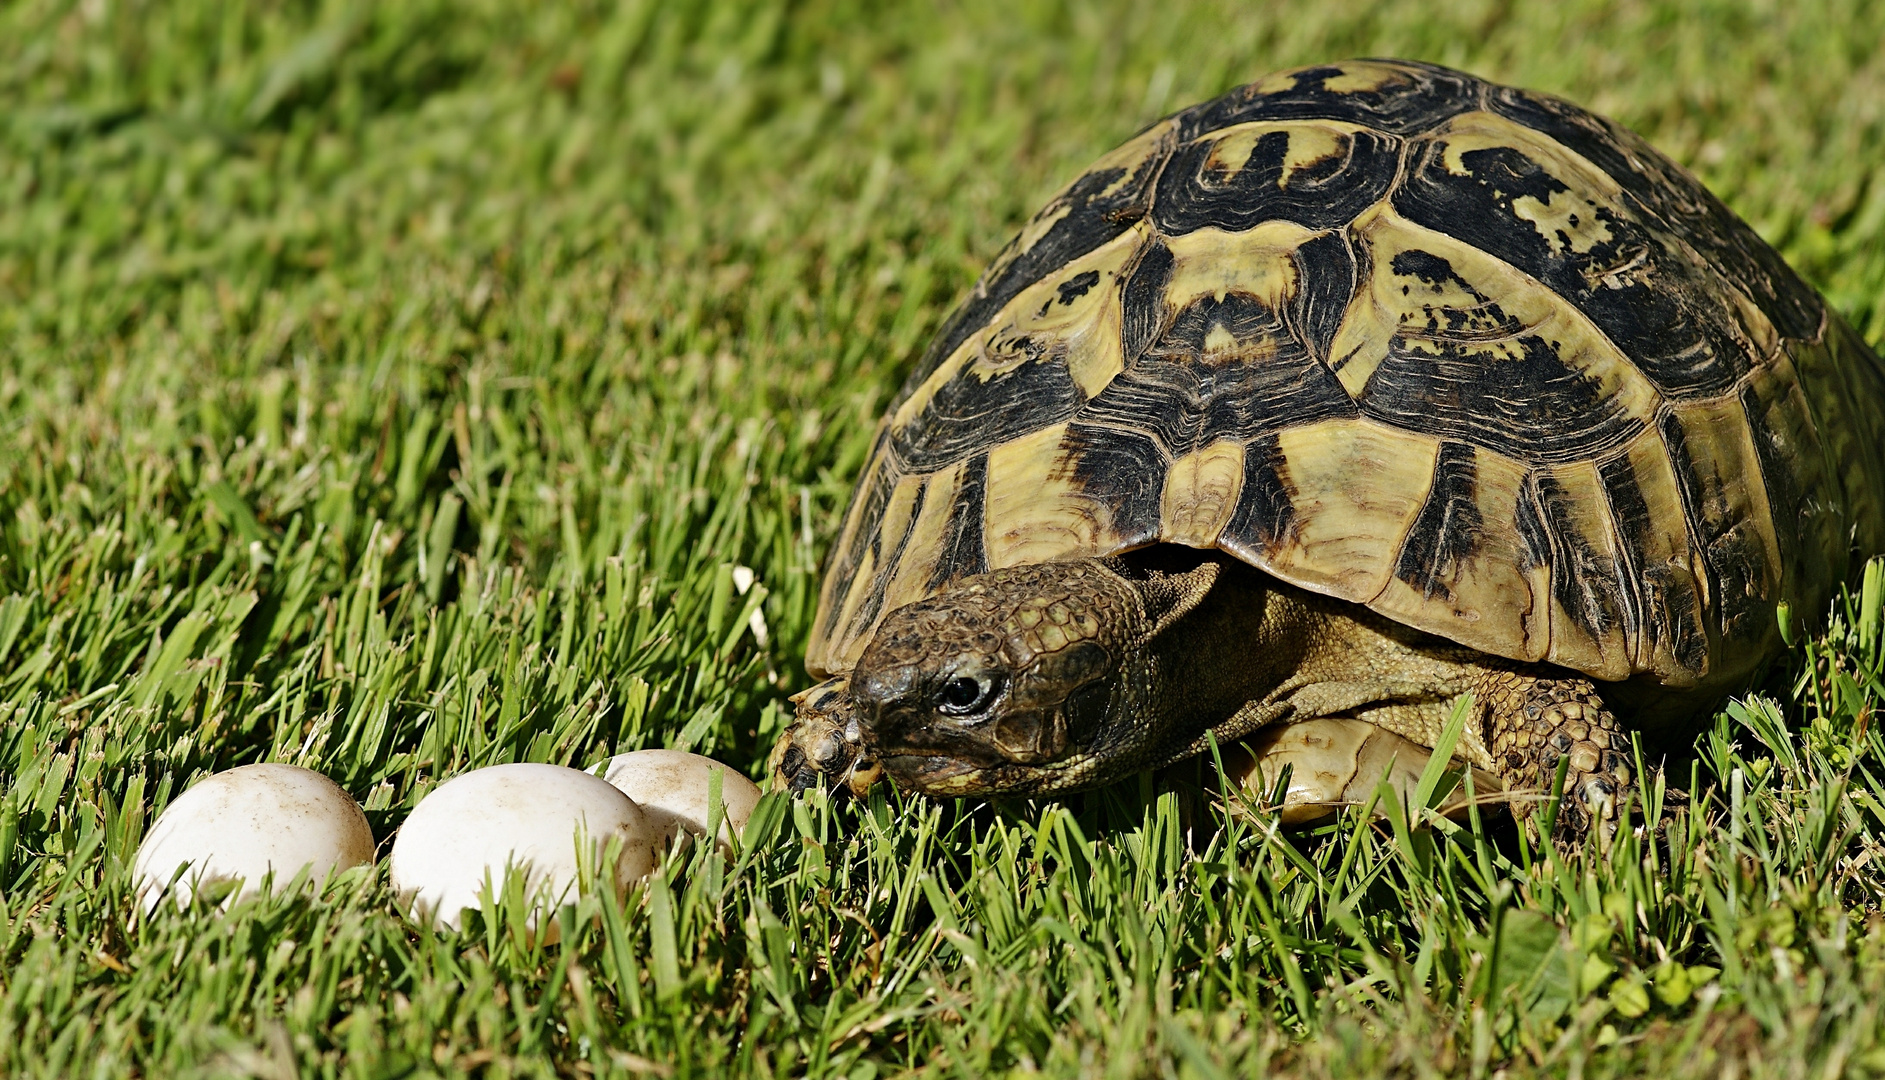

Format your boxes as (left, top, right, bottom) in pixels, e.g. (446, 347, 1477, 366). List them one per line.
(849, 559, 1139, 795)
(848, 549, 1256, 796)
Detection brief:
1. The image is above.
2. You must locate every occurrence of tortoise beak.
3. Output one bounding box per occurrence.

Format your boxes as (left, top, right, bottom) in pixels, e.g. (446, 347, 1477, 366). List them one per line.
(859, 695, 1010, 774)
(877, 753, 982, 791)
(866, 703, 1068, 795)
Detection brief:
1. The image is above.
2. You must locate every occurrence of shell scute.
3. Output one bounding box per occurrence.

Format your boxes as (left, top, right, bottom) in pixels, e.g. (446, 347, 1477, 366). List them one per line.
(1238, 418, 1439, 601)
(1521, 461, 1634, 681)
(928, 453, 991, 592)
(1739, 350, 1839, 603)
(981, 422, 1120, 570)
(1395, 110, 1762, 401)
(1600, 435, 1709, 681)
(1075, 231, 1359, 462)
(1486, 85, 1825, 343)
(1335, 203, 1659, 465)
(838, 470, 932, 661)
(809, 442, 896, 675)
(1159, 439, 1246, 548)
(1657, 399, 1783, 656)
(1796, 321, 1885, 562)
(888, 225, 1143, 475)
(1371, 444, 1550, 663)
(908, 119, 1177, 403)
(1151, 120, 1399, 235)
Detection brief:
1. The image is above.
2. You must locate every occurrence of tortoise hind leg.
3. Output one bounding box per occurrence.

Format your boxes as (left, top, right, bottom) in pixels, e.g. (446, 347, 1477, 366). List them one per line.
(1472, 668, 1636, 836)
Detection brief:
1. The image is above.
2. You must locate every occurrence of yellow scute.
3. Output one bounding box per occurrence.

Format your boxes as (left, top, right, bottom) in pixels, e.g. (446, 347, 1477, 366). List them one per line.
(1160, 439, 1245, 548)
(1162, 222, 1314, 313)
(983, 423, 1112, 569)
(1369, 447, 1550, 664)
(1197, 120, 1371, 190)
(1265, 419, 1438, 602)
(1333, 203, 1661, 432)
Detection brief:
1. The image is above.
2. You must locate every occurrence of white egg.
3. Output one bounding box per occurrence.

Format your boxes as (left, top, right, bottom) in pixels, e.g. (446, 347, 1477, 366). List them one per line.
(390, 763, 661, 934)
(133, 763, 374, 914)
(600, 750, 762, 853)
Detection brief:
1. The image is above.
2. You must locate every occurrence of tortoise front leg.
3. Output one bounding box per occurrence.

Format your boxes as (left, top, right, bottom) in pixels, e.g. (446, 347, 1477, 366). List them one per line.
(1472, 668, 1636, 836)
(767, 676, 884, 797)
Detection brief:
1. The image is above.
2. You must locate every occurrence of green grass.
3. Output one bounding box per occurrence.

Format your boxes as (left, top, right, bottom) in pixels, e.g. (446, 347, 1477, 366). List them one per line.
(3, 0, 1885, 1075)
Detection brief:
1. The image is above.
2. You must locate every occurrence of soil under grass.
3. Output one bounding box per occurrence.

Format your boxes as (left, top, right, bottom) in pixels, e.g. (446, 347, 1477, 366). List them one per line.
(4, 1, 1885, 1076)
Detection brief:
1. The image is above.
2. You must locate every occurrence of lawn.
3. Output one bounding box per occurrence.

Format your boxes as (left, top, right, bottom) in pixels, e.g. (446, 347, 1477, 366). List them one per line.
(3, 0, 1885, 1076)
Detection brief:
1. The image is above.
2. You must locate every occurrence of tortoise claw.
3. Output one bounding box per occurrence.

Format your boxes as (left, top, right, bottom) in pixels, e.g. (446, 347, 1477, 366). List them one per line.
(768, 676, 881, 798)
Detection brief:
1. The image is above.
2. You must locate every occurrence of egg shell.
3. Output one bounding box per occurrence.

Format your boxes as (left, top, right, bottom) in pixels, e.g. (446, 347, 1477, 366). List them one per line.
(600, 750, 762, 853)
(390, 763, 661, 933)
(133, 763, 374, 914)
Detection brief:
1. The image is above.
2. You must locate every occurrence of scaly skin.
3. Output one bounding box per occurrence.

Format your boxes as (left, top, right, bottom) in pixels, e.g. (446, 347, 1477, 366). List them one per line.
(769, 677, 878, 797)
(772, 550, 1635, 835)
(1471, 670, 1634, 833)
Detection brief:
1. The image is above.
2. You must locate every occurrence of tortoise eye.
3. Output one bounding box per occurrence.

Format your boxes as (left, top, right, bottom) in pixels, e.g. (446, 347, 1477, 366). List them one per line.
(934, 675, 1001, 716)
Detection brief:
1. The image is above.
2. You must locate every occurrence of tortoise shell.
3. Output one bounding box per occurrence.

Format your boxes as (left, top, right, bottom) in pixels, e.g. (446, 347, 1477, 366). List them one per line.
(807, 59, 1885, 696)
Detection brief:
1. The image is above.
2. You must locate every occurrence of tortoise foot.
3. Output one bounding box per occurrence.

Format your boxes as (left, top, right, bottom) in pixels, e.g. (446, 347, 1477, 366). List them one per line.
(1477, 669, 1636, 842)
(767, 677, 883, 798)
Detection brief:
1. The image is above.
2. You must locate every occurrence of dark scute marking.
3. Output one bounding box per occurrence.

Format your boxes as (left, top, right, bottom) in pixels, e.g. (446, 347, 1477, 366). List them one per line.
(1523, 470, 1626, 647)
(1659, 411, 1766, 649)
(1394, 137, 1752, 400)
(1594, 455, 1648, 655)
(815, 433, 897, 648)
(1154, 290, 1291, 361)
(1174, 59, 1486, 140)
(1738, 384, 1802, 577)
(1599, 453, 1707, 674)
(1355, 257, 1645, 463)
(901, 140, 1172, 402)
(1465, 144, 1565, 200)
(1224, 433, 1297, 553)
(1119, 240, 1176, 365)
(1058, 270, 1101, 305)
(1360, 336, 1644, 464)
(1488, 86, 1823, 343)
(1152, 126, 1399, 235)
(1514, 470, 1552, 573)
(1393, 441, 1484, 601)
(888, 352, 1082, 474)
(928, 453, 990, 592)
(1389, 249, 1484, 298)
(1060, 425, 1166, 546)
(1656, 411, 1710, 580)
(1288, 231, 1359, 365)
(1076, 290, 1359, 460)
(849, 477, 929, 636)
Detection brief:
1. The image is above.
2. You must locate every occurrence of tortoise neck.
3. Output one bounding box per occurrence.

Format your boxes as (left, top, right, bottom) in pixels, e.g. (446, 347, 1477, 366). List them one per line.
(1100, 550, 1306, 765)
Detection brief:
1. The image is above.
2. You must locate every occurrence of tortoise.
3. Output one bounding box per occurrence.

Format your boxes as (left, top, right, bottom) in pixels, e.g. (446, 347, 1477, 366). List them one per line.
(768, 59, 1885, 832)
